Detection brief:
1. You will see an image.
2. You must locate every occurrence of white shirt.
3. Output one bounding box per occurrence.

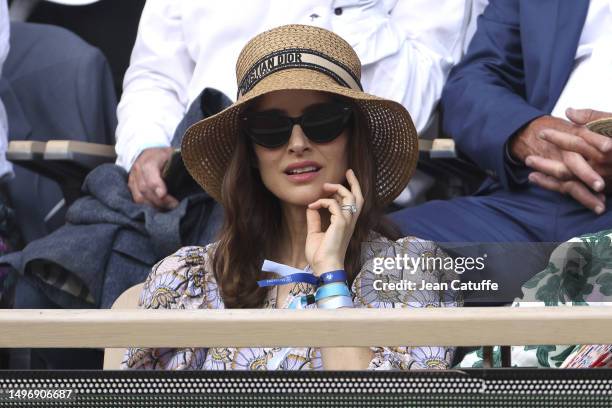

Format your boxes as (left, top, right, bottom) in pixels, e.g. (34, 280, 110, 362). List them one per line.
(0, 0, 13, 180)
(551, 0, 612, 118)
(115, 0, 471, 171)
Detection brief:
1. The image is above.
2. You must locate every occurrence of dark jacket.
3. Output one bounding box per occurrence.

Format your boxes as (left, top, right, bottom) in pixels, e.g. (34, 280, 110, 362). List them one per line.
(1, 88, 230, 308)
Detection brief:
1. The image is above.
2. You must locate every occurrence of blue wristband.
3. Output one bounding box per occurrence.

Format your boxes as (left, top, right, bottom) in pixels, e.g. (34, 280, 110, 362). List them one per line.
(315, 282, 351, 302)
(319, 270, 347, 285)
(317, 295, 354, 309)
(257, 273, 319, 287)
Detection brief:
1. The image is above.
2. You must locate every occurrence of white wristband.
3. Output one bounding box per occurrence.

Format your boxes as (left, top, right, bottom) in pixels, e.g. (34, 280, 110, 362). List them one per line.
(316, 295, 354, 309)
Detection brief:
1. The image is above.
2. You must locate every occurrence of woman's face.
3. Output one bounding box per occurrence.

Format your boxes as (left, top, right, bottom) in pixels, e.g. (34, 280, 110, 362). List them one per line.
(251, 90, 350, 206)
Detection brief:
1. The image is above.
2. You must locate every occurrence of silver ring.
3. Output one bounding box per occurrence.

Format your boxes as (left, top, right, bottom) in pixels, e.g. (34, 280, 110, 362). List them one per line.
(341, 204, 357, 214)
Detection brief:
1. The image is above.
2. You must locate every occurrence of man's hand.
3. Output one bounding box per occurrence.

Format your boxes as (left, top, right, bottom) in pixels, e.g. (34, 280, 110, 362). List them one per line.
(536, 108, 612, 191)
(128, 147, 179, 210)
(509, 115, 576, 164)
(566, 107, 612, 127)
(509, 114, 607, 214)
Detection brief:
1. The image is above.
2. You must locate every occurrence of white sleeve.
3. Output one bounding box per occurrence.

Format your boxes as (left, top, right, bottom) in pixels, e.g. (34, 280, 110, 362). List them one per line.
(115, 0, 195, 171)
(0, 0, 14, 181)
(333, 0, 470, 133)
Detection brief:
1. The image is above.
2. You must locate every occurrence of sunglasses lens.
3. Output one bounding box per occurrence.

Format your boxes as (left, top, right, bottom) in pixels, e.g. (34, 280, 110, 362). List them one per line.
(302, 103, 351, 143)
(243, 114, 292, 148)
(242, 102, 351, 148)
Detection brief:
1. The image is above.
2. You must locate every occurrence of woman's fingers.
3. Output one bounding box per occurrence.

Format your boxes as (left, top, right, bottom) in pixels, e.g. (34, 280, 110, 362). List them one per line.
(306, 207, 322, 234)
(323, 181, 357, 222)
(322, 168, 364, 213)
(323, 182, 354, 203)
(308, 198, 347, 224)
(305, 170, 365, 275)
(313, 169, 364, 226)
(346, 169, 364, 207)
(308, 198, 344, 215)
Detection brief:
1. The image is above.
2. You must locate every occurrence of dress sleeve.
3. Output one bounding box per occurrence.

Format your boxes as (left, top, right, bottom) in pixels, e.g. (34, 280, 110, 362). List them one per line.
(121, 246, 216, 370)
(352, 237, 462, 370)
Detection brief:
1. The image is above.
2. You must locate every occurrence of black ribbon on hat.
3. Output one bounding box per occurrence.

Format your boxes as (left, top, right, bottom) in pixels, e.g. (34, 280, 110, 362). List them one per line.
(237, 48, 363, 98)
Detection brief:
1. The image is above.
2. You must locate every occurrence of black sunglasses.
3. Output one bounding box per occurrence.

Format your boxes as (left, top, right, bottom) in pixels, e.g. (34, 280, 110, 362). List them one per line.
(240, 102, 353, 148)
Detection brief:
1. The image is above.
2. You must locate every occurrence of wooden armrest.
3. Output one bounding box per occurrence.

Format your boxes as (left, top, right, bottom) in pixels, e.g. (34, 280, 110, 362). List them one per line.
(44, 140, 116, 169)
(8, 140, 116, 168)
(7, 140, 116, 204)
(6, 140, 47, 161)
(7, 141, 58, 181)
(430, 139, 457, 158)
(8, 140, 115, 170)
(417, 137, 485, 198)
(418, 138, 457, 159)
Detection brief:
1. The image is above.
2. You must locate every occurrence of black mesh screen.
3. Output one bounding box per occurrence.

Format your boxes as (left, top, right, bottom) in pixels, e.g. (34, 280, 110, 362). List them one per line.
(1, 369, 611, 407)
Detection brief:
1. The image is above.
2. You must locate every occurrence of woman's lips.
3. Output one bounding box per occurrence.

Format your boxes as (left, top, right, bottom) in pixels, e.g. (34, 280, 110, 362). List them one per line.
(284, 161, 322, 183)
(285, 168, 321, 182)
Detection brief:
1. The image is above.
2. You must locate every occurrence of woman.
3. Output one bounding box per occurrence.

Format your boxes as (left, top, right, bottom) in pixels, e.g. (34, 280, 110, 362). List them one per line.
(123, 24, 461, 371)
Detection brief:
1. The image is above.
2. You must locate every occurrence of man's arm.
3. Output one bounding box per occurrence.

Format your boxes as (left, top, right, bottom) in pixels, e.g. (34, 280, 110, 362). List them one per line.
(441, 0, 608, 212)
(0, 0, 14, 181)
(440, 0, 545, 188)
(115, 0, 194, 172)
(334, 0, 470, 133)
(115, 0, 194, 209)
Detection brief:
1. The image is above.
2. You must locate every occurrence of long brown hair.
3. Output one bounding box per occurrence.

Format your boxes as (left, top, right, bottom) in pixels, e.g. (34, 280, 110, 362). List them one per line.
(211, 101, 400, 308)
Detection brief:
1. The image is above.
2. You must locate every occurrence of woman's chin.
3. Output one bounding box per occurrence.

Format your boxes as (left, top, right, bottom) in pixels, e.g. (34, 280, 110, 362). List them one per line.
(276, 188, 327, 207)
(282, 197, 320, 208)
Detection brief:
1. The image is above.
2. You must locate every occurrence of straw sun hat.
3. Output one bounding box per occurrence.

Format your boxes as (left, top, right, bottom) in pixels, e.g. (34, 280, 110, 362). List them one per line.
(181, 24, 418, 206)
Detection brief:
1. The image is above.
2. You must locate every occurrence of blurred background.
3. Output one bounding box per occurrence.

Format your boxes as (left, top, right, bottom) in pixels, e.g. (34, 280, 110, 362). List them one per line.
(9, 0, 145, 97)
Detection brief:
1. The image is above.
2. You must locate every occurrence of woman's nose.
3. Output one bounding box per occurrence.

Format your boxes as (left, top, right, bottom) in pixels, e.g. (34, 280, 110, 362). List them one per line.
(287, 124, 310, 154)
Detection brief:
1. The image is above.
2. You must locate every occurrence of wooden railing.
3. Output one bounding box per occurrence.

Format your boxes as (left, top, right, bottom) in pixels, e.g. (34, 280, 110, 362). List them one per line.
(1, 307, 610, 348)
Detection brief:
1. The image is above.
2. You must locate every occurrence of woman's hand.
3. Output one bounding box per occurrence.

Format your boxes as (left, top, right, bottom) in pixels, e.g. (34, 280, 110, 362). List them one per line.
(305, 169, 364, 276)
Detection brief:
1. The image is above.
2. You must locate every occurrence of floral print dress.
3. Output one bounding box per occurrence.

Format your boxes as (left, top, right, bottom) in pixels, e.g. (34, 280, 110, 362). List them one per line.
(458, 229, 612, 368)
(122, 235, 462, 371)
